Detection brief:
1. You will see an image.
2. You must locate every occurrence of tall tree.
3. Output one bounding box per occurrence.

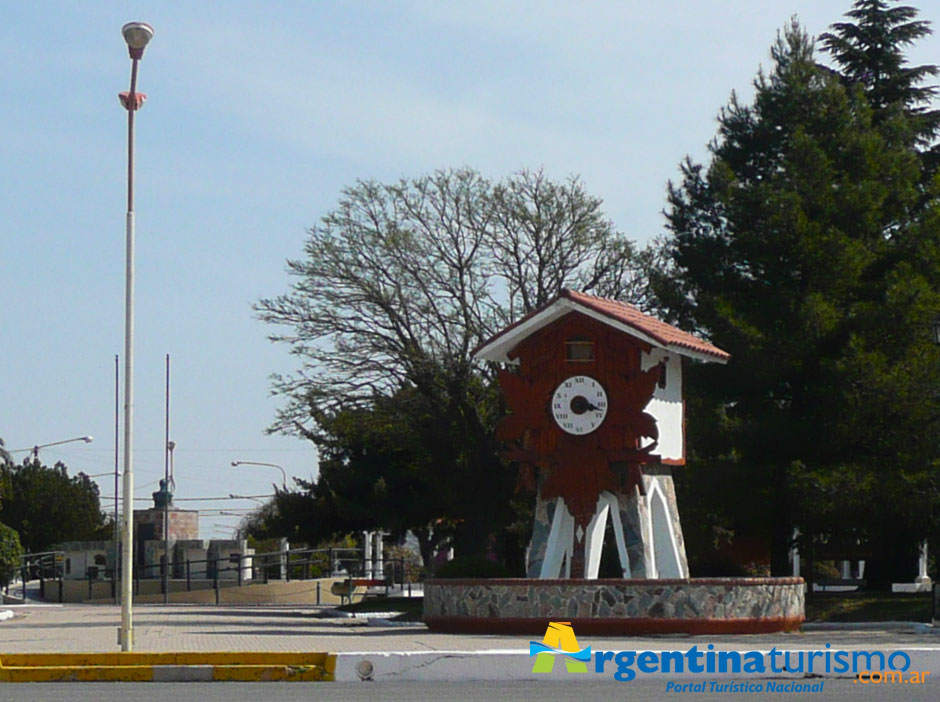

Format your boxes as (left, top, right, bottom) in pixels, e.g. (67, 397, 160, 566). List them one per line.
(820, 0, 940, 154)
(246, 388, 468, 568)
(660, 20, 940, 580)
(258, 168, 650, 556)
(258, 168, 647, 422)
(0, 458, 109, 553)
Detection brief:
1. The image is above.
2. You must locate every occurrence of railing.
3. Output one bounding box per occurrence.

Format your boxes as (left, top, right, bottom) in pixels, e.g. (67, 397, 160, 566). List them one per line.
(68, 547, 410, 605)
(9, 551, 65, 602)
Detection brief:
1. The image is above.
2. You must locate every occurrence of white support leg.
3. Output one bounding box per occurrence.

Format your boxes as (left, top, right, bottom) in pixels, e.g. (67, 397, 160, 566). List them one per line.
(540, 499, 575, 579)
(583, 498, 610, 579)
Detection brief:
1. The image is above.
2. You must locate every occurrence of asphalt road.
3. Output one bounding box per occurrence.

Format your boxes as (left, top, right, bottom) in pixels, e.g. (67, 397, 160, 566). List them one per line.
(5, 678, 940, 702)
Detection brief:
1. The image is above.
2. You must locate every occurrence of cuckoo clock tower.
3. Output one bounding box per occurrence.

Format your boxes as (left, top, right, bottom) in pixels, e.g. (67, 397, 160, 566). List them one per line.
(474, 290, 729, 579)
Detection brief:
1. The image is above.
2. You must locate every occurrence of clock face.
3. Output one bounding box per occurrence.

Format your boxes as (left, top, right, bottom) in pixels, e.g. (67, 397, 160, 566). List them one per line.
(551, 375, 608, 435)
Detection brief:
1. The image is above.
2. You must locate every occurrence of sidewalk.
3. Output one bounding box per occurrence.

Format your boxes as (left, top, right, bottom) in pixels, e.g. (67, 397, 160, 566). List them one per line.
(2, 603, 939, 682)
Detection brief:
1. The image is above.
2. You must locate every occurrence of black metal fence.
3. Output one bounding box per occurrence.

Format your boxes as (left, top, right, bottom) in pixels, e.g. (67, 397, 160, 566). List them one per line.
(13, 547, 408, 604)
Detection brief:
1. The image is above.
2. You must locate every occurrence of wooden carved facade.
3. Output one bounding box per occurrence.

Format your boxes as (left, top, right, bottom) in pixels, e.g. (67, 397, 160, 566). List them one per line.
(474, 290, 729, 579)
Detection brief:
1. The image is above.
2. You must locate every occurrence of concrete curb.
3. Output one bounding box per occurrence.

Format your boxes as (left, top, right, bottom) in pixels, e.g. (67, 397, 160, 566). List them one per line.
(803, 621, 937, 633)
(3, 641, 940, 682)
(332, 646, 940, 682)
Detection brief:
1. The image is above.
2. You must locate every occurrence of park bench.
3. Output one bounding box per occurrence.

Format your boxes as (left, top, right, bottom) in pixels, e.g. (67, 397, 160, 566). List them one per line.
(330, 578, 386, 605)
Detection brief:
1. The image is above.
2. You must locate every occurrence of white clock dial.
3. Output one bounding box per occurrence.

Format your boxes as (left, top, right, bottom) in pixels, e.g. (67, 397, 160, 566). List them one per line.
(551, 375, 608, 435)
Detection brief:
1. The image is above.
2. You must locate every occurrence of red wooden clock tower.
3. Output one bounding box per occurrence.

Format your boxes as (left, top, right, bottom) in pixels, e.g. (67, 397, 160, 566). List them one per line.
(474, 290, 729, 579)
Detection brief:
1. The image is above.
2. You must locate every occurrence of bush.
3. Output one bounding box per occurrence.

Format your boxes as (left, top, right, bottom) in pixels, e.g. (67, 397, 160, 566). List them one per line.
(434, 555, 512, 579)
(687, 556, 750, 577)
(384, 544, 425, 583)
(0, 522, 23, 588)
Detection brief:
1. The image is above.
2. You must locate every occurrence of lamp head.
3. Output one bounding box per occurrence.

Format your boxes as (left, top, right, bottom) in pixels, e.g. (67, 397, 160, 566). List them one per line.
(122, 22, 154, 59)
(82, 436, 94, 444)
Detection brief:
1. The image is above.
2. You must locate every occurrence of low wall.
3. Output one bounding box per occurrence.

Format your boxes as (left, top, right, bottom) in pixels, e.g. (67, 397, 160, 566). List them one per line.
(56, 577, 357, 606)
(424, 578, 805, 635)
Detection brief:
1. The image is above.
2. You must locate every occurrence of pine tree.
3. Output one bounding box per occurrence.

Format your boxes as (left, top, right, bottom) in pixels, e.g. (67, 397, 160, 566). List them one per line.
(820, 1, 940, 161)
(661, 20, 940, 580)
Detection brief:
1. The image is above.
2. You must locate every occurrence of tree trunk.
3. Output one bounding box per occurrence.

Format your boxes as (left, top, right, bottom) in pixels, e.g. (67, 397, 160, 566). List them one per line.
(770, 463, 792, 577)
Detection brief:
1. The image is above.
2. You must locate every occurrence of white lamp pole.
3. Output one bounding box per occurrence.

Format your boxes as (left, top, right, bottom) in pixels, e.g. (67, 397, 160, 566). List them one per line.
(118, 20, 154, 653)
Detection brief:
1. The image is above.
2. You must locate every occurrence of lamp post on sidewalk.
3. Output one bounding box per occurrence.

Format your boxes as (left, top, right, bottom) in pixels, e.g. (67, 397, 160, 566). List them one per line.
(118, 20, 154, 653)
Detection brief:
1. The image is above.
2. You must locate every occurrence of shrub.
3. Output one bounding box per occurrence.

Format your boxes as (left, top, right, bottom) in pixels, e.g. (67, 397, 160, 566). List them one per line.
(384, 544, 425, 583)
(0, 522, 23, 588)
(434, 555, 512, 579)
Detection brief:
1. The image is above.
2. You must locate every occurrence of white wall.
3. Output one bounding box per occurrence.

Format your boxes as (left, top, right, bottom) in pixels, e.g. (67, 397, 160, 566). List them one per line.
(641, 349, 683, 462)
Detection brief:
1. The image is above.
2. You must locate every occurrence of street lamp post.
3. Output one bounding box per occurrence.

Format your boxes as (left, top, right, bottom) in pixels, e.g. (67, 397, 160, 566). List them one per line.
(231, 461, 288, 489)
(229, 493, 267, 505)
(118, 20, 154, 653)
(8, 436, 94, 460)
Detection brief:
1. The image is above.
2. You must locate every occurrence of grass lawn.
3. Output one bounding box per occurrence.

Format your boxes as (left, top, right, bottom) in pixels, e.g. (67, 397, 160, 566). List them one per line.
(805, 592, 933, 622)
(336, 596, 424, 621)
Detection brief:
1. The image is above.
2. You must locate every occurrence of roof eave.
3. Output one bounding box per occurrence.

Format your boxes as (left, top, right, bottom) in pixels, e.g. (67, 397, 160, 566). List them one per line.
(473, 298, 729, 364)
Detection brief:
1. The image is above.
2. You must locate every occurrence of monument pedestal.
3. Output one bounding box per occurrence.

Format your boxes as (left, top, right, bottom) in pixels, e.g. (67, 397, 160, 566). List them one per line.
(424, 577, 805, 635)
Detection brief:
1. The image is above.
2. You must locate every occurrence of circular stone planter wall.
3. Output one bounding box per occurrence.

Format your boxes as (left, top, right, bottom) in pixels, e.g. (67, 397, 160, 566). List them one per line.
(423, 578, 804, 635)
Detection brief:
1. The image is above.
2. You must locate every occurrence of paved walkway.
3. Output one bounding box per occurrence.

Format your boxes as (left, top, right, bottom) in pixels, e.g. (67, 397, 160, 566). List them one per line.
(2, 603, 939, 653)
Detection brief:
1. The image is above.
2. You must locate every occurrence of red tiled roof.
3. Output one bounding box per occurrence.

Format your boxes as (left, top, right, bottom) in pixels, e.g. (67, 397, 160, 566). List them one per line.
(562, 290, 729, 361)
(473, 289, 730, 363)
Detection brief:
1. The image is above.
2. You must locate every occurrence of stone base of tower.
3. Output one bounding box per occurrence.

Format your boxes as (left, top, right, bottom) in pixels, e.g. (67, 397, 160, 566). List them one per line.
(423, 577, 805, 634)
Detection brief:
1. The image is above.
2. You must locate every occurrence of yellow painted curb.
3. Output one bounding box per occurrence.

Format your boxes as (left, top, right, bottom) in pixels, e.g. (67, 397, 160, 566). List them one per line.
(2, 666, 155, 683)
(0, 652, 338, 683)
(324, 653, 337, 677)
(0, 652, 330, 667)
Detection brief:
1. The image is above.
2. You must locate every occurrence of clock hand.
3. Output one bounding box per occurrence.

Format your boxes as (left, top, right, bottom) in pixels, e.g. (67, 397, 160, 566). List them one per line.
(569, 395, 602, 414)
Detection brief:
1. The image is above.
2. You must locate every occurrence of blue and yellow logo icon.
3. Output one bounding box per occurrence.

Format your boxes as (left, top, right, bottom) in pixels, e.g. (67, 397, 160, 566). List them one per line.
(530, 621, 592, 673)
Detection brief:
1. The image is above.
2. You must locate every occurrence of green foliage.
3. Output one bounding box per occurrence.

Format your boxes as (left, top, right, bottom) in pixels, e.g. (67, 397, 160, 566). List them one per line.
(0, 457, 108, 553)
(659, 16, 940, 580)
(0, 521, 23, 587)
(434, 555, 513, 579)
(246, 386, 508, 568)
(821, 0, 940, 154)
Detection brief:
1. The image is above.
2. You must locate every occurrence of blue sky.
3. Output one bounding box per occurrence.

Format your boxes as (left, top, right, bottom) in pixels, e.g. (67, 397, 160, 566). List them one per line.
(3, 1, 939, 539)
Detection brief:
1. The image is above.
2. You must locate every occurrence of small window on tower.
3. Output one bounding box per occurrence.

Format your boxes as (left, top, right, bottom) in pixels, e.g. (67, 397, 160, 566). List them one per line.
(565, 337, 594, 362)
